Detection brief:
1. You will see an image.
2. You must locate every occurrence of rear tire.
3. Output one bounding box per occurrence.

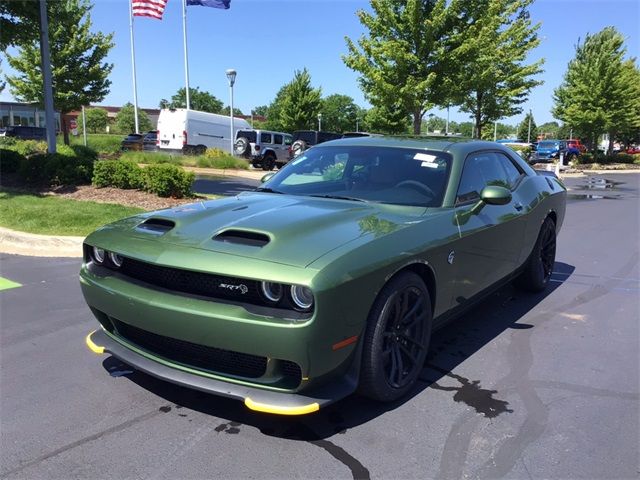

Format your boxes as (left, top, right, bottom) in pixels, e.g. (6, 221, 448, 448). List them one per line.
(358, 272, 432, 402)
(516, 217, 556, 292)
(234, 137, 250, 157)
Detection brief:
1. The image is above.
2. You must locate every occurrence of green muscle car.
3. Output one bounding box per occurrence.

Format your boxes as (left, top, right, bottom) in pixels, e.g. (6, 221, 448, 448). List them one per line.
(82, 137, 566, 415)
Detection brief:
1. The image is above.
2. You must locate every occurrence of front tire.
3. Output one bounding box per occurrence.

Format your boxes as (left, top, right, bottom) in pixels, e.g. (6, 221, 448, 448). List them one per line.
(358, 272, 432, 402)
(516, 217, 556, 292)
(262, 153, 276, 171)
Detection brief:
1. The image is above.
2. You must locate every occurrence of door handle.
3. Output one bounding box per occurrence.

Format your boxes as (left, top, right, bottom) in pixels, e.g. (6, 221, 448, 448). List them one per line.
(514, 202, 523, 211)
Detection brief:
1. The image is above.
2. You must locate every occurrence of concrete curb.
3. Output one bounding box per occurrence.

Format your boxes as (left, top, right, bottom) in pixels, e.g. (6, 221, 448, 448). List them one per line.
(0, 227, 84, 258)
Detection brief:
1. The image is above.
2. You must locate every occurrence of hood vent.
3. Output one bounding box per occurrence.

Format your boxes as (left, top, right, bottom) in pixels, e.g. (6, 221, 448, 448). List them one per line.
(137, 218, 176, 234)
(214, 230, 270, 247)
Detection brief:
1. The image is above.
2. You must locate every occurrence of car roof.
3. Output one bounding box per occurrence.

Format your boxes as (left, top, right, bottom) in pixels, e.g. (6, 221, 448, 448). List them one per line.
(316, 135, 505, 156)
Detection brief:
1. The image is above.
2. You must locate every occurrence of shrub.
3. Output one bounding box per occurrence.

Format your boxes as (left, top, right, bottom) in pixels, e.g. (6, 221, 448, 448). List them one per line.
(1, 138, 47, 156)
(18, 151, 94, 186)
(142, 163, 194, 198)
(112, 160, 144, 189)
(71, 144, 99, 162)
(92, 160, 117, 188)
(579, 153, 636, 165)
(0, 149, 26, 173)
(204, 147, 229, 159)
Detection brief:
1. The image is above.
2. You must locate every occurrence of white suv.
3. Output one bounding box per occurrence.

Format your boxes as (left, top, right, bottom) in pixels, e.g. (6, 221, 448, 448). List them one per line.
(234, 129, 293, 171)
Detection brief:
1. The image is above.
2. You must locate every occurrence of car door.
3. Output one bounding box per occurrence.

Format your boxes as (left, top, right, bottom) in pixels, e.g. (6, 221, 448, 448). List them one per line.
(273, 134, 285, 162)
(451, 151, 527, 305)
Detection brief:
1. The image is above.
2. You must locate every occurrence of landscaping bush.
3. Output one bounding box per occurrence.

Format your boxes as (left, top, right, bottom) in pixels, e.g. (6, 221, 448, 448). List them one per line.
(579, 153, 636, 165)
(18, 151, 94, 186)
(142, 163, 194, 198)
(0, 149, 25, 173)
(204, 147, 229, 159)
(92, 160, 143, 189)
(0, 138, 47, 156)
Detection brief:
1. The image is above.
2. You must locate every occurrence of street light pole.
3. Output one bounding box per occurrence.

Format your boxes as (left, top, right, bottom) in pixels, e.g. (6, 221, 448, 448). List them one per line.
(39, 0, 56, 153)
(226, 68, 237, 155)
(317, 113, 322, 131)
(494, 121, 497, 142)
(527, 109, 532, 143)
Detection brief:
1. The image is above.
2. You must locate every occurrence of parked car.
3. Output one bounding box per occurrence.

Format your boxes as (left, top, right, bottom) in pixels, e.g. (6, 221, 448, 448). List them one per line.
(0, 125, 47, 141)
(533, 139, 580, 163)
(157, 108, 251, 155)
(566, 139, 586, 153)
(234, 129, 293, 170)
(289, 130, 342, 158)
(121, 131, 158, 152)
(143, 130, 158, 151)
(83, 137, 566, 415)
(625, 145, 640, 155)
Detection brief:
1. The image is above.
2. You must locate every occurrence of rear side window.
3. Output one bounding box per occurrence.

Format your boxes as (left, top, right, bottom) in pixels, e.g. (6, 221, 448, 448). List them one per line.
(284, 135, 292, 146)
(237, 130, 257, 142)
(260, 133, 272, 144)
(274, 134, 283, 144)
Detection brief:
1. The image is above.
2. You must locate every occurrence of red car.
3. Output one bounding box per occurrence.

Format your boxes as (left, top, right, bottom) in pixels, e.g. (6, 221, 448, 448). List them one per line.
(626, 146, 640, 155)
(567, 139, 586, 153)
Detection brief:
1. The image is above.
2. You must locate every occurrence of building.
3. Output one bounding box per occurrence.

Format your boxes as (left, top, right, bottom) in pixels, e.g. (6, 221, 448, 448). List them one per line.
(0, 101, 60, 130)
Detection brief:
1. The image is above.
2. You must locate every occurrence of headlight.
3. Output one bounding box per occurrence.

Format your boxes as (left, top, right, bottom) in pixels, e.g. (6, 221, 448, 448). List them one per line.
(260, 281, 283, 303)
(108, 252, 124, 268)
(291, 285, 314, 310)
(92, 247, 105, 264)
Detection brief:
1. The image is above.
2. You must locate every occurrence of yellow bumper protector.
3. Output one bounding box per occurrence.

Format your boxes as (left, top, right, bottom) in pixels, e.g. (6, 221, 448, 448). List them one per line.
(244, 397, 319, 415)
(85, 330, 105, 355)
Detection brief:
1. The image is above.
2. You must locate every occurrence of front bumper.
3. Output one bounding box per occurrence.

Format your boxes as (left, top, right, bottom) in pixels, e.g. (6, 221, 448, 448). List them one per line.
(86, 329, 357, 415)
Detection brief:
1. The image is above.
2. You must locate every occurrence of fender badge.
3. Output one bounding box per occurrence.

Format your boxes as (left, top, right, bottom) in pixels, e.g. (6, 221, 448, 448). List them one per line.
(447, 251, 455, 265)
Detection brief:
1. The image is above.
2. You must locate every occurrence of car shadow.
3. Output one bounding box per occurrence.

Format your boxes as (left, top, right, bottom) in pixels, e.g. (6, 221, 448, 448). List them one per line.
(102, 261, 575, 441)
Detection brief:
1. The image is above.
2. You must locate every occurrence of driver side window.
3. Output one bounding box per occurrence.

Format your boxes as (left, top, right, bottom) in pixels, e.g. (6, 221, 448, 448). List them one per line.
(456, 152, 514, 205)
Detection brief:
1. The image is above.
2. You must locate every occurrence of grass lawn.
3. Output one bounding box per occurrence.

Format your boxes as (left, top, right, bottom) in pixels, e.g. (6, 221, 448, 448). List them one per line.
(64, 134, 123, 154)
(0, 190, 144, 236)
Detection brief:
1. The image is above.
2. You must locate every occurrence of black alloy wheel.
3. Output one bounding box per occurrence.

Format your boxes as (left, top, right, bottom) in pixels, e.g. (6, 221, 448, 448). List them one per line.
(359, 271, 432, 402)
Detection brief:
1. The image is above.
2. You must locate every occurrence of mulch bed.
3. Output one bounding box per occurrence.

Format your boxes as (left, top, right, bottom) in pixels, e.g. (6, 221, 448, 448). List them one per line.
(1, 174, 205, 211)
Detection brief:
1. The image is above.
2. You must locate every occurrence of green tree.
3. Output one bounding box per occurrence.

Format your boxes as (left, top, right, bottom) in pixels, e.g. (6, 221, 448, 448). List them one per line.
(452, 0, 543, 138)
(277, 69, 322, 131)
(363, 105, 411, 134)
(115, 103, 152, 134)
(455, 121, 474, 137)
(6, 0, 113, 144)
(538, 121, 560, 139)
(252, 105, 269, 117)
(220, 106, 244, 116)
(422, 115, 446, 134)
(0, 58, 5, 94)
(0, 1, 40, 50)
(321, 94, 359, 133)
(80, 107, 109, 134)
(344, 0, 459, 134)
(517, 112, 538, 142)
(167, 87, 223, 113)
(263, 84, 291, 131)
(553, 27, 640, 155)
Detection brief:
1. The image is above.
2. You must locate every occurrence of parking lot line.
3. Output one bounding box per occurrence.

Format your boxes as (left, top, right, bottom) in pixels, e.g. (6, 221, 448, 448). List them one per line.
(0, 276, 22, 291)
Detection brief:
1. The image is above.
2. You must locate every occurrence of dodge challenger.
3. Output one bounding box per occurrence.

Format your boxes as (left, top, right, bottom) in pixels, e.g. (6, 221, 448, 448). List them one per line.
(82, 137, 566, 415)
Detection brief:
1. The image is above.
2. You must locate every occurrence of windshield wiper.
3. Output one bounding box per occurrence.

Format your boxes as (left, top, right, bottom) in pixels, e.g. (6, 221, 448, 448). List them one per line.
(309, 194, 367, 202)
(255, 187, 284, 194)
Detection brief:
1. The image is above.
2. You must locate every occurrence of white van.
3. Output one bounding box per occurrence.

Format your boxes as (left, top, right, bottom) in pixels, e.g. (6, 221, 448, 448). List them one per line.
(157, 108, 251, 155)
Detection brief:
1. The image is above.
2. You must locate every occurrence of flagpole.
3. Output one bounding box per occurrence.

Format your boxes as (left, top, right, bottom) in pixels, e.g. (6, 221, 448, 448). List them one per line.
(182, 0, 191, 109)
(129, 0, 140, 133)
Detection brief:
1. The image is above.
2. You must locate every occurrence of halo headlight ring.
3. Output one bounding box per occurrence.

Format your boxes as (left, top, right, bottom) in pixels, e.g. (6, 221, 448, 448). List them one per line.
(92, 247, 105, 264)
(108, 252, 124, 268)
(260, 281, 283, 303)
(291, 285, 314, 311)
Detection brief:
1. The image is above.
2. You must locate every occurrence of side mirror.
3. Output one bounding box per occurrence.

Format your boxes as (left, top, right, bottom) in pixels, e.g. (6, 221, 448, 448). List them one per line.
(481, 185, 511, 205)
(260, 172, 275, 183)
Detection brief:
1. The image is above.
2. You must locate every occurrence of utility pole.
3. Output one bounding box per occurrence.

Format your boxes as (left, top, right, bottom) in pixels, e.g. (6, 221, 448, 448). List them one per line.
(494, 121, 498, 142)
(527, 109, 532, 143)
(39, 0, 56, 153)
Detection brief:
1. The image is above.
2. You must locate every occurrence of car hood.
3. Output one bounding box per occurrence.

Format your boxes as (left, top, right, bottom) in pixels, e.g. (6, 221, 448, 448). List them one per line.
(99, 193, 422, 268)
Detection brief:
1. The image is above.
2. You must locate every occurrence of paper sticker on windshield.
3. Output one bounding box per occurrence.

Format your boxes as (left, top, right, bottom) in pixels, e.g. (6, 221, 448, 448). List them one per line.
(421, 161, 439, 168)
(413, 153, 437, 162)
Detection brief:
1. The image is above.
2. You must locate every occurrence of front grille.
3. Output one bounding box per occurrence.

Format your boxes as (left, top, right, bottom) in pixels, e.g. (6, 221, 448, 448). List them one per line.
(112, 319, 267, 378)
(118, 257, 262, 304)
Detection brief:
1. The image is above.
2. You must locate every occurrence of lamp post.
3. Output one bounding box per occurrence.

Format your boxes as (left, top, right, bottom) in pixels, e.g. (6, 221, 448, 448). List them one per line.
(226, 68, 237, 154)
(317, 113, 322, 131)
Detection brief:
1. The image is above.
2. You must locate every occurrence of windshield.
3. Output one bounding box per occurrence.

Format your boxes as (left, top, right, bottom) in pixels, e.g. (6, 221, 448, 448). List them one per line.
(262, 146, 452, 207)
(538, 141, 559, 149)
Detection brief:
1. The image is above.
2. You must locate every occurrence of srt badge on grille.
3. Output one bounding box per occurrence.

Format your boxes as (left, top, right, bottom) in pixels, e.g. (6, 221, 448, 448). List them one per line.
(218, 283, 249, 294)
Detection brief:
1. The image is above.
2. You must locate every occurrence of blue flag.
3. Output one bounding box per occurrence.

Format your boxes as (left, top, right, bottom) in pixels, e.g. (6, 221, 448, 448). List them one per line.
(186, 0, 230, 8)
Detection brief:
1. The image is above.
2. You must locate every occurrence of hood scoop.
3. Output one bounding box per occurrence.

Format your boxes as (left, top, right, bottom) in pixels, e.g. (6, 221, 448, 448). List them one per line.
(136, 218, 176, 234)
(213, 229, 270, 247)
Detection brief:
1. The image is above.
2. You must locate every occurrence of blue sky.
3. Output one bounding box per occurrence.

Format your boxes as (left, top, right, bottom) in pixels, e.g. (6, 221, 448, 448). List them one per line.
(1, 0, 638, 126)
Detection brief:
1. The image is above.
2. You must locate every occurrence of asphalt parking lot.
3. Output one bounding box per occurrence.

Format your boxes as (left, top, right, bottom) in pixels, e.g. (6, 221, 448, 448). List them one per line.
(1, 173, 638, 479)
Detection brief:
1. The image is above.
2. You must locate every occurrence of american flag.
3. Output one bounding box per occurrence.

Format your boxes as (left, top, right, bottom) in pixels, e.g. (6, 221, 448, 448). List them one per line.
(132, 0, 168, 20)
